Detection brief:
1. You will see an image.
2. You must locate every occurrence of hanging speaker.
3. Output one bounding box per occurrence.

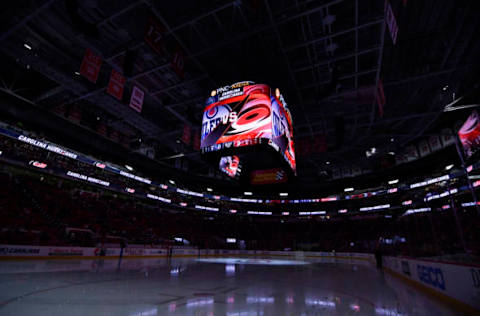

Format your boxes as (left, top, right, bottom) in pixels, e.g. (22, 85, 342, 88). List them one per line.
(334, 115, 345, 149)
(123, 49, 136, 77)
(65, 0, 99, 38)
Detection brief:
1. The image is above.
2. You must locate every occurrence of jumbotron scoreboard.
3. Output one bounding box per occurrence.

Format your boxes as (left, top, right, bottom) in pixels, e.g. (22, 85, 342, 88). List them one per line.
(201, 81, 296, 184)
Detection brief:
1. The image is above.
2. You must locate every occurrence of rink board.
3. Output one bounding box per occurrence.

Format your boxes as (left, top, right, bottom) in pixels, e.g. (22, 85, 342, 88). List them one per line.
(0, 244, 373, 263)
(383, 255, 480, 312)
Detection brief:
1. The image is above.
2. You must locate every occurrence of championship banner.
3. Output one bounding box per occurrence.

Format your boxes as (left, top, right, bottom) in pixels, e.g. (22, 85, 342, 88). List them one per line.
(107, 69, 126, 100)
(79, 48, 102, 83)
(441, 128, 455, 147)
(97, 123, 107, 136)
(171, 48, 185, 78)
(376, 78, 385, 117)
(458, 110, 480, 157)
(385, 0, 399, 44)
(129, 86, 144, 113)
(311, 135, 327, 153)
(250, 168, 287, 185)
(109, 130, 120, 142)
(144, 15, 165, 55)
(193, 130, 201, 150)
(182, 124, 191, 145)
(429, 135, 442, 152)
(68, 106, 82, 124)
(418, 140, 430, 157)
(405, 145, 419, 162)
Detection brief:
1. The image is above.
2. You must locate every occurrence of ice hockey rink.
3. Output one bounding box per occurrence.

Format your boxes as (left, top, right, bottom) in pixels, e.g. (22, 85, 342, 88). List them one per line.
(0, 256, 458, 316)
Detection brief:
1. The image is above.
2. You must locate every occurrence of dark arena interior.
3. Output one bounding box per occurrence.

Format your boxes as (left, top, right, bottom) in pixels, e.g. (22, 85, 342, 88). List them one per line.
(1, 0, 480, 315)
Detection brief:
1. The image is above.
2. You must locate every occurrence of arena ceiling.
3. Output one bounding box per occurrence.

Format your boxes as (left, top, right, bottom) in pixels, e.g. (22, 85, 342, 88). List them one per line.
(0, 0, 479, 186)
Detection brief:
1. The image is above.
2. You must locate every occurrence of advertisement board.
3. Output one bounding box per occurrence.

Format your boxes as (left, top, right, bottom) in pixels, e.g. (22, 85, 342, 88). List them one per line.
(383, 256, 480, 311)
(250, 168, 287, 185)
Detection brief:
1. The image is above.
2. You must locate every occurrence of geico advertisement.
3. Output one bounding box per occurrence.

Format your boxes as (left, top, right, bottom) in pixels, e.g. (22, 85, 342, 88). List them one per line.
(384, 256, 480, 310)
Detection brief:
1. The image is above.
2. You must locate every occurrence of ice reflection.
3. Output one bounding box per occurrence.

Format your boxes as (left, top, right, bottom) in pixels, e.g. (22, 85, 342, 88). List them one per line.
(130, 307, 157, 316)
(246, 296, 275, 304)
(226, 263, 236, 276)
(186, 297, 214, 308)
(226, 312, 264, 316)
(305, 298, 336, 308)
(375, 306, 405, 315)
(197, 257, 310, 265)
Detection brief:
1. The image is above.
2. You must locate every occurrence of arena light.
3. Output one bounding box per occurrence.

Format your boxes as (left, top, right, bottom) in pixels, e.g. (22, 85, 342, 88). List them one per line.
(402, 200, 412, 206)
(282, 212, 289, 216)
(229, 209, 237, 214)
(125, 164, 134, 171)
(344, 187, 354, 192)
(180, 202, 187, 207)
(279, 192, 288, 197)
(466, 165, 473, 172)
(445, 164, 454, 170)
(462, 201, 480, 207)
(23, 43, 32, 50)
(230, 197, 257, 203)
(207, 187, 213, 192)
(404, 207, 431, 215)
(244, 191, 253, 196)
(409, 174, 450, 188)
(177, 188, 203, 197)
(226, 238, 236, 243)
(474, 180, 480, 187)
(29, 160, 47, 169)
(338, 209, 348, 214)
(366, 147, 376, 157)
(299, 211, 326, 215)
(125, 187, 135, 193)
(94, 162, 106, 169)
(388, 179, 399, 185)
(387, 188, 398, 193)
(359, 204, 390, 212)
(17, 135, 77, 159)
(119, 170, 151, 184)
(195, 205, 219, 212)
(247, 211, 272, 215)
(321, 196, 337, 202)
(67, 171, 110, 187)
(169, 179, 175, 185)
(147, 194, 171, 203)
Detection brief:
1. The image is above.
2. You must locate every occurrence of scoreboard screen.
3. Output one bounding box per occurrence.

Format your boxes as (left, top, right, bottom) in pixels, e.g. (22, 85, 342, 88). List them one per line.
(201, 81, 296, 176)
(219, 155, 242, 179)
